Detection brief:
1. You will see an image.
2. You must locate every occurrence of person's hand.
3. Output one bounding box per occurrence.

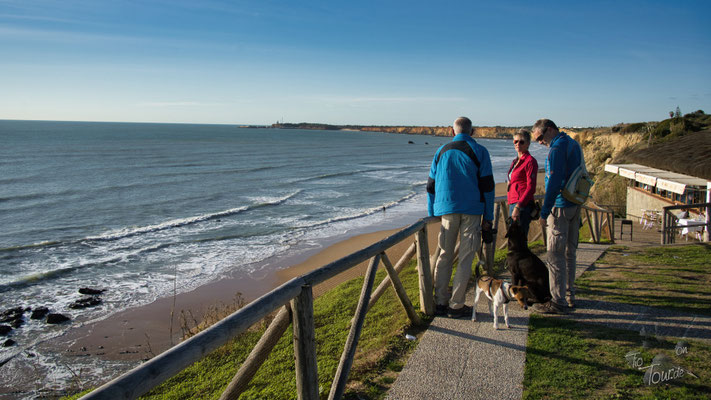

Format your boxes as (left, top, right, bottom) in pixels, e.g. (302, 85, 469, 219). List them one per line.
(539, 217, 547, 229)
(511, 206, 520, 221)
(482, 220, 493, 231)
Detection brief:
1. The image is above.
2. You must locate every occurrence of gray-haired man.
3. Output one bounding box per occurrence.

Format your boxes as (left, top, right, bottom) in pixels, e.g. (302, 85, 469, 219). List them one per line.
(532, 118, 584, 314)
(427, 117, 495, 318)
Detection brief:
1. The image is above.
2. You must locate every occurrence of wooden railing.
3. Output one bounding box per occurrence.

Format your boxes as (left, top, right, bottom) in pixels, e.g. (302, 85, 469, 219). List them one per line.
(581, 202, 615, 244)
(661, 202, 711, 244)
(79, 195, 614, 400)
(80, 217, 436, 400)
(490, 195, 614, 250)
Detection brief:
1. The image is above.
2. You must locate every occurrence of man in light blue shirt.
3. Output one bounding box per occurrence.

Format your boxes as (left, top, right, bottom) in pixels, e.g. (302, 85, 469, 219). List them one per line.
(427, 116, 495, 318)
(532, 118, 583, 314)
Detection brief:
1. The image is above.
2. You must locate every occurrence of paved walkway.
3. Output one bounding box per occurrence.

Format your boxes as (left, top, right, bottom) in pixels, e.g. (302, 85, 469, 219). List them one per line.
(388, 239, 711, 399)
(387, 243, 608, 400)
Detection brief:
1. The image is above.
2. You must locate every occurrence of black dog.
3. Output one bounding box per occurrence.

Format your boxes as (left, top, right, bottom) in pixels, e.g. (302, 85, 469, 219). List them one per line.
(505, 218, 551, 305)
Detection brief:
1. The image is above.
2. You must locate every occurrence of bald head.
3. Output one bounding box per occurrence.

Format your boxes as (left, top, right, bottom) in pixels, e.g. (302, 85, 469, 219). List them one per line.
(453, 117, 473, 135)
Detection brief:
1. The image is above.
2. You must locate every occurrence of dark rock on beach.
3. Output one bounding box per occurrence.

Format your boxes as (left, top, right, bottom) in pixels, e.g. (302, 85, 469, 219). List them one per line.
(69, 296, 102, 309)
(79, 287, 105, 295)
(3, 339, 16, 347)
(47, 313, 71, 324)
(10, 318, 24, 329)
(0, 307, 25, 323)
(0, 325, 12, 336)
(31, 307, 50, 320)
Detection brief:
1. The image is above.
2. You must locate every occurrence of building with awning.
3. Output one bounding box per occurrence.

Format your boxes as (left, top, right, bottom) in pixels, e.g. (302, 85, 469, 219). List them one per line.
(604, 163, 710, 221)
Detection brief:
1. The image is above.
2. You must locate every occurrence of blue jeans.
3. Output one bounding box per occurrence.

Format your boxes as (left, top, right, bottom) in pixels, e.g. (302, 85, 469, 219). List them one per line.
(509, 202, 534, 240)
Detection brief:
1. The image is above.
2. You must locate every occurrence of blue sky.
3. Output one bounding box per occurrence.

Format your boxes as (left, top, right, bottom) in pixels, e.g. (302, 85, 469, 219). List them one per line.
(1, 0, 710, 127)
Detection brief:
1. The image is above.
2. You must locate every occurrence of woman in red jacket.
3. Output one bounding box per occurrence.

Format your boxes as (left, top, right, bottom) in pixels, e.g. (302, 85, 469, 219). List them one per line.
(507, 129, 538, 239)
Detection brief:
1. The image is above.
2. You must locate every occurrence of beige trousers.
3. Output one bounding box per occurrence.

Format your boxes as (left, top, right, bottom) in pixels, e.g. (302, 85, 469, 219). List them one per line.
(434, 214, 482, 309)
(546, 205, 581, 307)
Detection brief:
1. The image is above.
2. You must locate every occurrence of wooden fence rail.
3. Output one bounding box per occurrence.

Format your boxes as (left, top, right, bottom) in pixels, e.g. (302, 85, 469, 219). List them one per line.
(81, 195, 615, 400)
(491, 194, 614, 250)
(81, 217, 434, 400)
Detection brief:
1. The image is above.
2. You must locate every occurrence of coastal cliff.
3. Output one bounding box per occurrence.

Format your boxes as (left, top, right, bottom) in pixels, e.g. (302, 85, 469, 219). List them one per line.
(271, 123, 519, 138)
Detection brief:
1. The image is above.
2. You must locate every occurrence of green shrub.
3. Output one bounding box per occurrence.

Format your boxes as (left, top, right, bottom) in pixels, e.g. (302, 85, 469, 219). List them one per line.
(591, 174, 627, 217)
(621, 122, 645, 133)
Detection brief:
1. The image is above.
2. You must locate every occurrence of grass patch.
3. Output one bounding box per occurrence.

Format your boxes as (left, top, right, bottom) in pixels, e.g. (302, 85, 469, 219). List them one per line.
(65, 259, 430, 400)
(524, 315, 711, 399)
(525, 242, 711, 399)
(576, 243, 711, 316)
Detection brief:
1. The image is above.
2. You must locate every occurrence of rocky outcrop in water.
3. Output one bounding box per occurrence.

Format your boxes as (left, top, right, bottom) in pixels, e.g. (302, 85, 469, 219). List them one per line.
(79, 287, 105, 295)
(30, 307, 50, 320)
(46, 313, 71, 324)
(69, 296, 103, 309)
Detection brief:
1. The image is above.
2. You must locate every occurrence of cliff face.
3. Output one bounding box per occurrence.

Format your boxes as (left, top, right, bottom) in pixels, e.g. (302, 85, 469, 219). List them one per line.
(359, 126, 519, 138)
(566, 129, 644, 176)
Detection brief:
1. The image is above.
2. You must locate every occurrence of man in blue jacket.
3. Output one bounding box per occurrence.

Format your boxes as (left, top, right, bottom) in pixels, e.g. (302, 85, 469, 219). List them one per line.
(532, 118, 583, 314)
(427, 116, 495, 318)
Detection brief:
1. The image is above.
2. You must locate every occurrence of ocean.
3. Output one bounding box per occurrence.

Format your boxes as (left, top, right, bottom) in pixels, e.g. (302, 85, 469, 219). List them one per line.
(0, 120, 549, 396)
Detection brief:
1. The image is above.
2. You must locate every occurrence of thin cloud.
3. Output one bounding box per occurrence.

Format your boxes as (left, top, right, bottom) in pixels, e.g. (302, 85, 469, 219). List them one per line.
(137, 101, 202, 107)
(0, 25, 142, 44)
(0, 13, 78, 24)
(305, 95, 468, 104)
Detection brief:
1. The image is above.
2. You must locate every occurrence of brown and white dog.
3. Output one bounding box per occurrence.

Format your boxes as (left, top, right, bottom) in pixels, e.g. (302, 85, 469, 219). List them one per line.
(471, 267, 531, 329)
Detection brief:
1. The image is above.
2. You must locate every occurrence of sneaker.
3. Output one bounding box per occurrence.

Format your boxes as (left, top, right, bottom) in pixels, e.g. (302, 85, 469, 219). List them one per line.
(532, 301, 566, 315)
(565, 293, 575, 308)
(447, 305, 473, 319)
(434, 304, 448, 316)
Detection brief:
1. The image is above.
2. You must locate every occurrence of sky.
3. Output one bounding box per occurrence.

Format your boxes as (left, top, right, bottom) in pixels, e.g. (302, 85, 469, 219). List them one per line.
(1, 0, 710, 127)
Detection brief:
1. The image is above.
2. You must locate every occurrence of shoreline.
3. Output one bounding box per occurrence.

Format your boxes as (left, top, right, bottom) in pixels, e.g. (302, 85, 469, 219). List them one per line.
(41, 180, 514, 361)
(17, 175, 537, 395)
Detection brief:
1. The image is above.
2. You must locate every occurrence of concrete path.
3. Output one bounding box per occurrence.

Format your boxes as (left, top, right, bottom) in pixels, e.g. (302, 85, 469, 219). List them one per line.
(388, 239, 711, 399)
(387, 243, 608, 400)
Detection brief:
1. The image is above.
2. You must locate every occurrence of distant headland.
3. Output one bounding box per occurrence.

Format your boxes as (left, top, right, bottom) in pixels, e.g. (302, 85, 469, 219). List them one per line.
(270, 122, 520, 138)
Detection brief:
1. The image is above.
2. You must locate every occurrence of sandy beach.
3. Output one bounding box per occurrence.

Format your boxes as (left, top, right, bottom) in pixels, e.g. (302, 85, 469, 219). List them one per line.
(31, 173, 543, 393)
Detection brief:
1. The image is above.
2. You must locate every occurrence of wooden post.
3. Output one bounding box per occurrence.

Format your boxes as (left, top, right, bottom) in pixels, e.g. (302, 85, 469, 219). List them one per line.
(328, 255, 380, 400)
(416, 226, 434, 316)
(367, 243, 416, 312)
(292, 286, 319, 400)
(380, 252, 421, 326)
(429, 245, 440, 284)
(611, 211, 616, 243)
(219, 305, 292, 400)
(585, 209, 596, 243)
(662, 211, 667, 245)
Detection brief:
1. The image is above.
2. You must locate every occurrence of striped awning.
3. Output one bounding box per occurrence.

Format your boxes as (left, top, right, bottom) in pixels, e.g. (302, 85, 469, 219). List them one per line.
(604, 163, 709, 195)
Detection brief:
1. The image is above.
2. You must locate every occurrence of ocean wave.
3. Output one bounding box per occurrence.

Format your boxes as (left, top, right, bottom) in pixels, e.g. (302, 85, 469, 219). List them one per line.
(85, 190, 301, 242)
(0, 242, 178, 292)
(0, 241, 62, 253)
(150, 164, 282, 179)
(0, 188, 82, 203)
(0, 265, 81, 291)
(293, 191, 419, 230)
(289, 165, 417, 185)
